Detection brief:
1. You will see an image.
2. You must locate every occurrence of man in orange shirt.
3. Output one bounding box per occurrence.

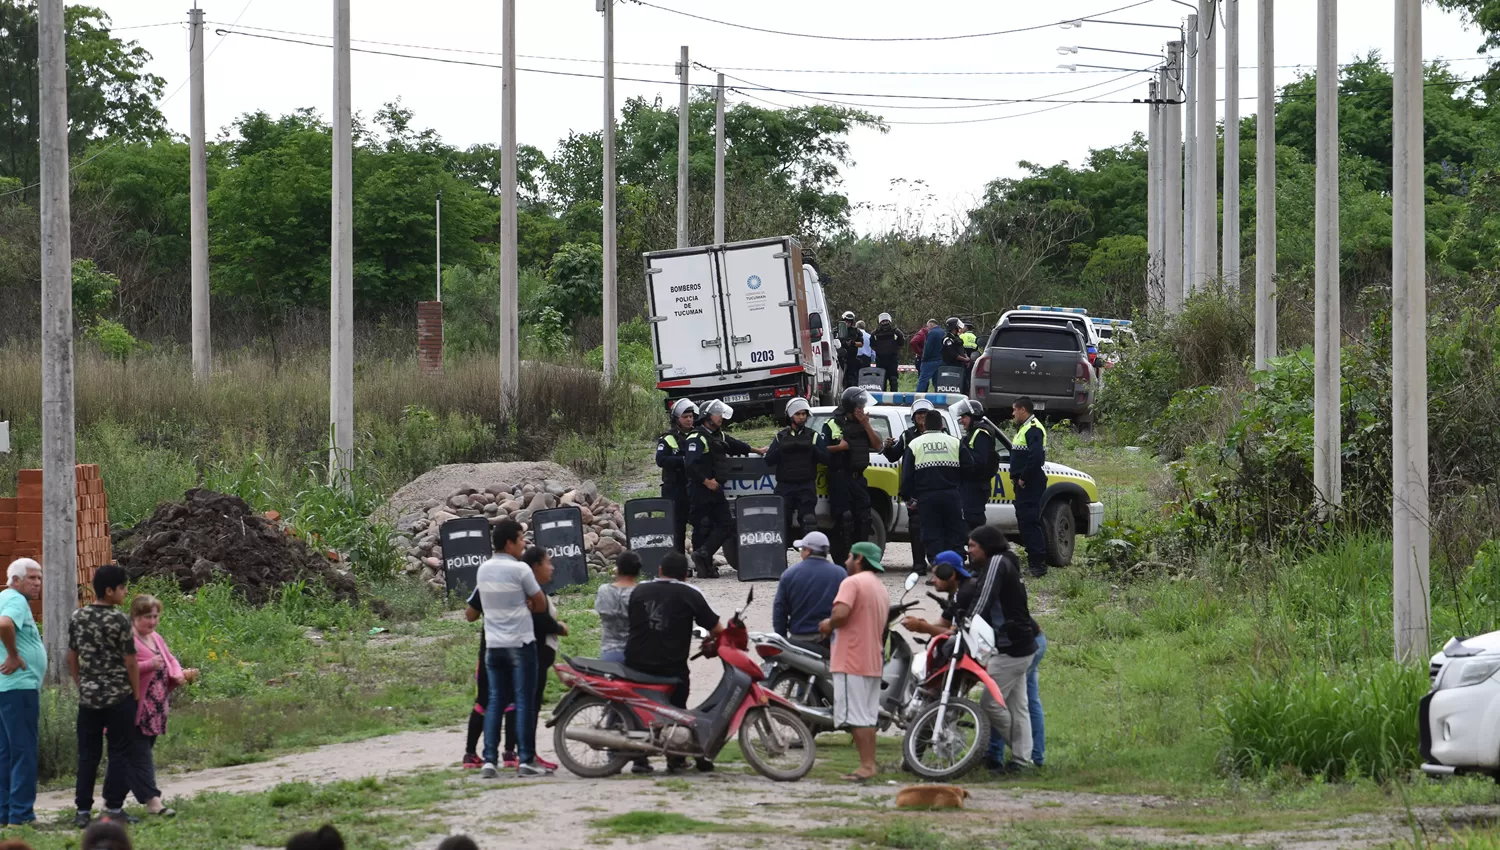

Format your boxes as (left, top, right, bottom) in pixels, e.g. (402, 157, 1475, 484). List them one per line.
(819, 541, 890, 782)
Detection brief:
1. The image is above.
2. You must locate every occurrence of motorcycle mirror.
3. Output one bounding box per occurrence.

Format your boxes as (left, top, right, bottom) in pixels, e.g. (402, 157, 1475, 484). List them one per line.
(904, 572, 920, 592)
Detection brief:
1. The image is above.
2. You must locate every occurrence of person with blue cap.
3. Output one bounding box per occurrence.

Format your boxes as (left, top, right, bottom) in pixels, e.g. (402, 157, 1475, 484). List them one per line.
(899, 551, 977, 636)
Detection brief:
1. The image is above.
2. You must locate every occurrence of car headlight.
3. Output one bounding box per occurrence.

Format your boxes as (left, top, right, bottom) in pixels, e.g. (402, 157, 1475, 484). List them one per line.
(1441, 656, 1500, 689)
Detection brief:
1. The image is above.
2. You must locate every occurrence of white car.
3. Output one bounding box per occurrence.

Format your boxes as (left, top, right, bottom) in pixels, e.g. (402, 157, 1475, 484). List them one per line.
(1423, 633, 1500, 777)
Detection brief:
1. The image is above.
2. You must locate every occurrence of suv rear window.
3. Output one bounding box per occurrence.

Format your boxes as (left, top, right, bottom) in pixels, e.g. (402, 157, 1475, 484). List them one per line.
(988, 327, 1082, 352)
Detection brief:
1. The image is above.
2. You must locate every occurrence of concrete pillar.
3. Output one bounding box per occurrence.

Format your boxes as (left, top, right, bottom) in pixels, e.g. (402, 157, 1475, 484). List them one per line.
(1313, 0, 1341, 510)
(189, 6, 211, 381)
(715, 73, 726, 245)
(1223, 0, 1241, 290)
(676, 45, 690, 248)
(1196, 0, 1218, 289)
(1184, 15, 1198, 298)
(329, 0, 354, 488)
(601, 0, 617, 380)
(1164, 42, 1185, 315)
(1147, 77, 1163, 313)
(1255, 0, 1277, 369)
(500, 0, 519, 405)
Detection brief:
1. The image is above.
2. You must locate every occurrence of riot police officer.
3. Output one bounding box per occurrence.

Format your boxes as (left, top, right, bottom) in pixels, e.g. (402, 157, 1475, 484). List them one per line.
(684, 400, 763, 578)
(940, 317, 970, 392)
(655, 399, 698, 552)
(765, 397, 822, 548)
(1010, 396, 1050, 578)
(955, 399, 1002, 531)
(899, 407, 972, 566)
(883, 398, 936, 574)
(817, 387, 881, 564)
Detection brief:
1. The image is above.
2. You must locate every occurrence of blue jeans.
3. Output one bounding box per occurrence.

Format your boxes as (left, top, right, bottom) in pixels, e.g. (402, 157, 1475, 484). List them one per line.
(916, 361, 940, 392)
(484, 644, 539, 767)
(989, 633, 1046, 766)
(0, 689, 38, 824)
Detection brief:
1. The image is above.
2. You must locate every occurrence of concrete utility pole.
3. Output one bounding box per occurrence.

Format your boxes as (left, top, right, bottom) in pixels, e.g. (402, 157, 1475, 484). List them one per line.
(714, 72, 726, 244)
(1254, 0, 1276, 369)
(1392, 0, 1429, 661)
(1313, 0, 1341, 511)
(1183, 14, 1198, 298)
(601, 0, 617, 379)
(1165, 42, 1185, 315)
(500, 0, 520, 404)
(1147, 78, 1162, 312)
(676, 46, 690, 248)
(435, 192, 442, 301)
(1195, 0, 1218, 290)
(188, 5, 211, 382)
(329, 0, 354, 488)
(1223, 0, 1240, 290)
(38, 0, 76, 678)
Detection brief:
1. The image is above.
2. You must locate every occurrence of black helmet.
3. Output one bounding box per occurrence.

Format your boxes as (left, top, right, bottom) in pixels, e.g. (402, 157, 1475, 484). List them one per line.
(955, 399, 985, 420)
(838, 387, 872, 414)
(945, 317, 962, 333)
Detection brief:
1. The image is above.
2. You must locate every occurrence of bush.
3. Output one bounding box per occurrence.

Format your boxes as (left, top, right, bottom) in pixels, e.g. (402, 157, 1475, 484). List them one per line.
(1220, 661, 1428, 781)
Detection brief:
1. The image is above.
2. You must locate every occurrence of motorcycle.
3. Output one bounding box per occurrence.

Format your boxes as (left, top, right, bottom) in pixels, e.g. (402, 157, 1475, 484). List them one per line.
(548, 589, 818, 781)
(750, 572, 923, 732)
(897, 590, 1006, 780)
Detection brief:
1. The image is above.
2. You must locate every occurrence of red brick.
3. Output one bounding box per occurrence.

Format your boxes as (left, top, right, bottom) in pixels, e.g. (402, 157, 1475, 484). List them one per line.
(16, 482, 40, 501)
(0, 498, 15, 514)
(17, 470, 41, 486)
(15, 514, 41, 543)
(16, 497, 40, 514)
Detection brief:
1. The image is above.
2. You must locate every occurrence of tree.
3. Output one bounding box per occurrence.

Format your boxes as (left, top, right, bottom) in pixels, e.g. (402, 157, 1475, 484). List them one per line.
(0, 2, 166, 183)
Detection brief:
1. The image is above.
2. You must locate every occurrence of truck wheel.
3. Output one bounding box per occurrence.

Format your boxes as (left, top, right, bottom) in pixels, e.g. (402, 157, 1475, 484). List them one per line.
(1042, 499, 1076, 566)
(868, 508, 888, 555)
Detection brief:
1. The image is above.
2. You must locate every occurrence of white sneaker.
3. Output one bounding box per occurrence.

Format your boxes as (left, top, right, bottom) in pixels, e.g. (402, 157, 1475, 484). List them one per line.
(517, 761, 554, 778)
(481, 762, 499, 778)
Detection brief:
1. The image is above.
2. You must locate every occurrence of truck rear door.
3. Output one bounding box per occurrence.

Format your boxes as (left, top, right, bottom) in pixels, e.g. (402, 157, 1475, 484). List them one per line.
(647, 250, 725, 381)
(986, 326, 1083, 398)
(718, 240, 803, 375)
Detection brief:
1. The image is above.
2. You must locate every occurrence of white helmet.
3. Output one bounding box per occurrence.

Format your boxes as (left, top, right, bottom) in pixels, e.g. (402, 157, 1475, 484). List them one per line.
(841, 310, 856, 321)
(701, 399, 735, 421)
(878, 312, 892, 324)
(670, 398, 699, 419)
(911, 398, 935, 414)
(785, 398, 811, 418)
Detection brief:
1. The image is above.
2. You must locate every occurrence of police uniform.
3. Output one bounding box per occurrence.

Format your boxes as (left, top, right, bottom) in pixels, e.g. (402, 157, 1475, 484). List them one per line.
(883, 420, 928, 570)
(961, 417, 1002, 531)
(654, 424, 694, 552)
(959, 331, 980, 395)
(871, 323, 905, 392)
(1009, 414, 1050, 576)
(765, 421, 821, 543)
(899, 427, 972, 565)
(939, 331, 969, 391)
(818, 412, 874, 564)
(684, 424, 756, 577)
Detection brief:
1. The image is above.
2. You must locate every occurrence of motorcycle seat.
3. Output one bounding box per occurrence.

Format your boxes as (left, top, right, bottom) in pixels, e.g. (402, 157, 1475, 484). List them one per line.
(788, 638, 831, 659)
(570, 658, 683, 686)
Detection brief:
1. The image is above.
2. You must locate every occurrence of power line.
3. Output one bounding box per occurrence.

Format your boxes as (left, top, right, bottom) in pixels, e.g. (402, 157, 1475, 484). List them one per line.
(885, 78, 1156, 125)
(103, 21, 182, 32)
(622, 0, 1156, 43)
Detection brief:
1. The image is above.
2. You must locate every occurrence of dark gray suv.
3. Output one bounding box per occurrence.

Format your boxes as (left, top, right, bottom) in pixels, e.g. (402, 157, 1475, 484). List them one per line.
(970, 321, 1097, 426)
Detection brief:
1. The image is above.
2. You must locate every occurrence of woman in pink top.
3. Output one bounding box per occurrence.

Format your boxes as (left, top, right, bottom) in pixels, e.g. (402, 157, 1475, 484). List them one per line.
(129, 595, 199, 817)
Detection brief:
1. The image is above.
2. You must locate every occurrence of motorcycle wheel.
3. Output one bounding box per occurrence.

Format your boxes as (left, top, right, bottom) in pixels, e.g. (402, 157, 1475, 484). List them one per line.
(738, 705, 817, 781)
(901, 696, 989, 781)
(553, 696, 635, 778)
(768, 670, 828, 708)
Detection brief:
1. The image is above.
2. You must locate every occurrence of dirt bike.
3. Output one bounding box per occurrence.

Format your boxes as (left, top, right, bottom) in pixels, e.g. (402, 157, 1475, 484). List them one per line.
(548, 588, 818, 781)
(898, 590, 1006, 780)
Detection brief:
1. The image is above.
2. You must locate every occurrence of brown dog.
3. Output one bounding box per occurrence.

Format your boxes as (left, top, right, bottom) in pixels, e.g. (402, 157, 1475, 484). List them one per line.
(895, 784, 970, 809)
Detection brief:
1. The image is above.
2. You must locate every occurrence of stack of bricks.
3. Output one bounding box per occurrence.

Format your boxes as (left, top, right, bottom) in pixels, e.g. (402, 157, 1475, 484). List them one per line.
(417, 300, 444, 376)
(0, 465, 111, 614)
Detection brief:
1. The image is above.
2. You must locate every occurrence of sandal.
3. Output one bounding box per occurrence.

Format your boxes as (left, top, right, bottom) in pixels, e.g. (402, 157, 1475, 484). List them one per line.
(841, 772, 873, 783)
(151, 808, 177, 818)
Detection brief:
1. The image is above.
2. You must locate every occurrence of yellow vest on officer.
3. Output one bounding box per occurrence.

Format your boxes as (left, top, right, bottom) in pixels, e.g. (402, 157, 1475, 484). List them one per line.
(1010, 415, 1048, 484)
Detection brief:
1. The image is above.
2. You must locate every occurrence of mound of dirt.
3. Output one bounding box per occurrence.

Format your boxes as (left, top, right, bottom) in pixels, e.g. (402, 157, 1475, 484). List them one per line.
(113, 489, 358, 605)
(377, 461, 580, 525)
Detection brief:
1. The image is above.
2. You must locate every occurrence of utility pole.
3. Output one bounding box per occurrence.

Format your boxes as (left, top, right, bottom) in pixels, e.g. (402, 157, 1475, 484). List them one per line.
(38, 0, 76, 679)
(600, 0, 617, 380)
(1183, 14, 1198, 299)
(1195, 0, 1217, 289)
(329, 0, 353, 488)
(500, 0, 520, 404)
(1147, 77, 1162, 312)
(676, 46, 690, 248)
(714, 72, 726, 244)
(1254, 0, 1276, 368)
(435, 192, 442, 301)
(1164, 45, 1184, 315)
(188, 4, 211, 382)
(1313, 0, 1340, 511)
(1223, 0, 1240, 290)
(1392, 0, 1428, 661)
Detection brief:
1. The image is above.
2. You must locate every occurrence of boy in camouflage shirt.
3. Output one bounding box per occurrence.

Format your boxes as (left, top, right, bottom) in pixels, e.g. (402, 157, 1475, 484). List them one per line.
(67, 565, 141, 828)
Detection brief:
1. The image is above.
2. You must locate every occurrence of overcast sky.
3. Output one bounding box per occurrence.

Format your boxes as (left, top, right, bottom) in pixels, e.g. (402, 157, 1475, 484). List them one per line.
(98, 0, 1487, 235)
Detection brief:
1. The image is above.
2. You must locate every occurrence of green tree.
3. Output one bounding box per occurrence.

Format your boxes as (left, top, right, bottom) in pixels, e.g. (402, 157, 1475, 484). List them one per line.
(0, 2, 166, 183)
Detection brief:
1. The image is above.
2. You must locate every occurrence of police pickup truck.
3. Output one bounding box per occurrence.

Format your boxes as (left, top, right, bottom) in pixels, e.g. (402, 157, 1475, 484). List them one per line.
(716, 392, 1104, 567)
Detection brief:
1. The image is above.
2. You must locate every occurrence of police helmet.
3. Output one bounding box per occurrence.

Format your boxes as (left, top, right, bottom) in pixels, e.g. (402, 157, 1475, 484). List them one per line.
(785, 398, 811, 419)
(911, 398, 935, 414)
(877, 312, 892, 324)
(945, 316, 962, 333)
(700, 399, 734, 421)
(841, 310, 856, 321)
(670, 398, 699, 420)
(955, 399, 984, 420)
(838, 386, 872, 414)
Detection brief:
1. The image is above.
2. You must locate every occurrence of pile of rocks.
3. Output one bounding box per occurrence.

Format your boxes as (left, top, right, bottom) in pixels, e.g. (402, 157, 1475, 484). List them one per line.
(389, 478, 628, 590)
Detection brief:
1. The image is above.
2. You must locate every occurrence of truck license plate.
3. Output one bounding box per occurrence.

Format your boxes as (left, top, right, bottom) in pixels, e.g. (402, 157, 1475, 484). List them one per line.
(1033, 401, 1046, 411)
(723, 393, 751, 403)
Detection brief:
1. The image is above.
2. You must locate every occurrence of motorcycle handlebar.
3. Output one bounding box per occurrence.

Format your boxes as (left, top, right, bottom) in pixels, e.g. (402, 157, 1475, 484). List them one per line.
(926, 591, 947, 606)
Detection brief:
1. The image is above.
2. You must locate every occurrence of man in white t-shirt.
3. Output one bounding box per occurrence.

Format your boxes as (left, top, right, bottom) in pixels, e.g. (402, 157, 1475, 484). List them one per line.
(465, 520, 549, 777)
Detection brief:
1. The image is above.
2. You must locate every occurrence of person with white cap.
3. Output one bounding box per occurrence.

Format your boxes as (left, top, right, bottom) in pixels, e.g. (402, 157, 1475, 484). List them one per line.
(869, 313, 905, 392)
(655, 399, 699, 553)
(0, 558, 44, 826)
(771, 531, 843, 646)
(683, 400, 765, 578)
(882, 398, 938, 574)
(764, 397, 822, 547)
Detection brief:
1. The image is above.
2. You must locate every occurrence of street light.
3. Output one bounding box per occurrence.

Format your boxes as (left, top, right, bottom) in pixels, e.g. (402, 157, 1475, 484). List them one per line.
(1058, 62, 1158, 72)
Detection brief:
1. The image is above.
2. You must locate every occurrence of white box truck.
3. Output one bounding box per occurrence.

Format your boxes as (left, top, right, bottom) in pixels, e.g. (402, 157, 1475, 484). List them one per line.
(645, 236, 840, 418)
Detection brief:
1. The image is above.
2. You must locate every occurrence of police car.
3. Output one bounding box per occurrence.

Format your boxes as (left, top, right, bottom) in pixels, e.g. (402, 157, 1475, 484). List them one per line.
(1422, 632, 1500, 779)
(718, 392, 1104, 566)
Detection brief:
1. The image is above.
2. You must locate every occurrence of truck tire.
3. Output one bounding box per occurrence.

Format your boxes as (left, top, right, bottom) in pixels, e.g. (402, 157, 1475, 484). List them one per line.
(868, 507, 888, 555)
(1042, 499, 1076, 566)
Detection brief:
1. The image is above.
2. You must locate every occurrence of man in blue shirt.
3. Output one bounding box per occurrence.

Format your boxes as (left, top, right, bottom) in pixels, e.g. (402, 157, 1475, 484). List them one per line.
(917, 318, 948, 391)
(0, 558, 45, 826)
(771, 532, 845, 643)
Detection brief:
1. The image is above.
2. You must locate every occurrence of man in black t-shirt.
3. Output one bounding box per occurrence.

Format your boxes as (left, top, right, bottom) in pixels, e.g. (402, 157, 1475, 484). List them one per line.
(625, 551, 723, 710)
